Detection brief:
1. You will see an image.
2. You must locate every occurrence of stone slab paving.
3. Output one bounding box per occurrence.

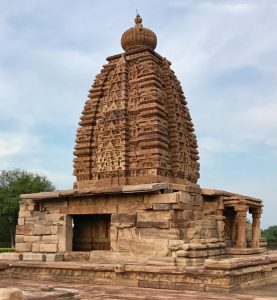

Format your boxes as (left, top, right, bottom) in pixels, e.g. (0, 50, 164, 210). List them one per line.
(0, 279, 276, 300)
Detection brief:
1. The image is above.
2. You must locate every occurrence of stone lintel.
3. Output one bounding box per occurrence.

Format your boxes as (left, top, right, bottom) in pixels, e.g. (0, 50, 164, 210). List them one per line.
(223, 198, 263, 208)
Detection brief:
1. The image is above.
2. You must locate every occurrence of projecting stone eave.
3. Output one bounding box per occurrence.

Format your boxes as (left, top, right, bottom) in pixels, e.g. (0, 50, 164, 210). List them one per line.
(20, 182, 201, 201)
(106, 46, 164, 62)
(201, 188, 263, 205)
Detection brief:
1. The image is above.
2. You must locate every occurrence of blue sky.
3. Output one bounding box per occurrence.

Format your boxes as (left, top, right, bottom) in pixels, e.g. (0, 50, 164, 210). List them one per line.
(0, 0, 276, 228)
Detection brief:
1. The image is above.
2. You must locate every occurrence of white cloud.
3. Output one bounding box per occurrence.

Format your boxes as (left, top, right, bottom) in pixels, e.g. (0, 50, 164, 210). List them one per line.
(0, 132, 40, 158)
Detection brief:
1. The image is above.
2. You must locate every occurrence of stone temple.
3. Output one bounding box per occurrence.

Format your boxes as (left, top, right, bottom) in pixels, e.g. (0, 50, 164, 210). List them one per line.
(1, 15, 276, 293)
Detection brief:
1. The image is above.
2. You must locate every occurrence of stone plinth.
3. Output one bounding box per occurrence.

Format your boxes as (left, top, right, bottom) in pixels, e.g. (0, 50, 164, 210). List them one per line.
(1, 252, 277, 293)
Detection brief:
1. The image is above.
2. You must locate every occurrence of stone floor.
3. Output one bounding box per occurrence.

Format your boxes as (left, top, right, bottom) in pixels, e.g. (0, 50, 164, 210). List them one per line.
(0, 279, 277, 299)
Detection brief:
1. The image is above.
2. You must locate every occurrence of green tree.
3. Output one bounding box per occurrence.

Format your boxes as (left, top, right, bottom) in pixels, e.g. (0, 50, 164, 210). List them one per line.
(262, 225, 277, 249)
(0, 169, 55, 247)
(262, 225, 277, 239)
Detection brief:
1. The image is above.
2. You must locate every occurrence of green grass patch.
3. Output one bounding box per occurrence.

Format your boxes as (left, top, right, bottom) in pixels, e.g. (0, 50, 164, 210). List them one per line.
(0, 248, 15, 253)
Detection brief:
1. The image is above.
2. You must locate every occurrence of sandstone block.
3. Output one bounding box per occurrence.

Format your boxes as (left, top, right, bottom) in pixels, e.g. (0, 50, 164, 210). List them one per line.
(18, 210, 31, 218)
(117, 238, 168, 257)
(57, 225, 67, 236)
(89, 250, 144, 264)
(117, 197, 140, 213)
(111, 213, 136, 228)
(148, 192, 178, 204)
(139, 228, 179, 239)
(187, 243, 206, 250)
(114, 264, 125, 273)
(24, 235, 41, 243)
(32, 226, 52, 235)
(207, 249, 221, 256)
(176, 210, 193, 220)
(176, 250, 188, 257)
(58, 238, 66, 252)
(200, 228, 218, 239)
(192, 211, 203, 220)
(32, 242, 40, 252)
(15, 243, 26, 252)
(185, 227, 201, 240)
(172, 203, 193, 210)
(33, 220, 52, 227)
(15, 243, 31, 252)
(16, 225, 33, 236)
(152, 203, 171, 210)
(118, 227, 138, 239)
(23, 253, 46, 261)
(42, 235, 58, 244)
(31, 211, 46, 219)
(188, 250, 207, 258)
(202, 219, 217, 228)
(181, 244, 189, 251)
(51, 225, 58, 234)
(64, 251, 89, 261)
(168, 239, 184, 251)
(0, 288, 23, 300)
(122, 183, 167, 193)
(25, 242, 32, 252)
(40, 243, 57, 253)
(46, 254, 64, 262)
(15, 235, 24, 243)
(137, 211, 171, 229)
(17, 218, 24, 226)
(178, 191, 193, 203)
(0, 253, 22, 261)
(45, 213, 65, 223)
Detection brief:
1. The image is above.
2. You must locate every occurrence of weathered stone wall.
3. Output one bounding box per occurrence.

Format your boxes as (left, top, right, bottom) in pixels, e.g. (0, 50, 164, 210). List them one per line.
(15, 189, 225, 264)
(16, 199, 71, 253)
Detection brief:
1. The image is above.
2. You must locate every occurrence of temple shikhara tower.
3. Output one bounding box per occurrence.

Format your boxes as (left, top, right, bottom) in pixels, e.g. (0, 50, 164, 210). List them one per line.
(2, 15, 276, 293)
(73, 14, 199, 188)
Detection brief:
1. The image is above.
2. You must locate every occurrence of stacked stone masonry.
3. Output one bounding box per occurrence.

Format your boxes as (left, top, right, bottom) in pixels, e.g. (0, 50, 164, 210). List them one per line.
(16, 185, 221, 265)
(73, 49, 199, 188)
(15, 184, 265, 267)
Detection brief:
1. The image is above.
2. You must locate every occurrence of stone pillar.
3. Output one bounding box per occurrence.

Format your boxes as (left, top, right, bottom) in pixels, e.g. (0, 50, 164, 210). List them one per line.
(235, 205, 248, 248)
(251, 208, 262, 248)
(216, 199, 225, 240)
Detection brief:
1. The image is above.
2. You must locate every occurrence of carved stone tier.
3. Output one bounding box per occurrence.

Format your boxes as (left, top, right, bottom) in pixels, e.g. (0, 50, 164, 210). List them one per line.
(73, 46, 199, 188)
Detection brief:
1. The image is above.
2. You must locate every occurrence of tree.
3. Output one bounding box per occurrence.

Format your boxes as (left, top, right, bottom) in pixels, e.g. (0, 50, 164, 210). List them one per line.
(262, 225, 277, 239)
(261, 225, 277, 249)
(0, 169, 55, 247)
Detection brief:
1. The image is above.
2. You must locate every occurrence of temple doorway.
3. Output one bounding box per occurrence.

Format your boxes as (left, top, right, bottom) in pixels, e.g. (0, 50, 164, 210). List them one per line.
(223, 207, 237, 247)
(72, 214, 111, 251)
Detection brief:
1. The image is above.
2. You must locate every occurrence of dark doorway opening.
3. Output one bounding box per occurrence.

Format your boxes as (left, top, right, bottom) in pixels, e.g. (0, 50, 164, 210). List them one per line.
(223, 207, 237, 247)
(72, 214, 111, 251)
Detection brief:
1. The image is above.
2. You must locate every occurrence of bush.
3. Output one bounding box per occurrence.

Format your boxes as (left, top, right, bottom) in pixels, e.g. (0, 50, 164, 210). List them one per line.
(0, 248, 15, 253)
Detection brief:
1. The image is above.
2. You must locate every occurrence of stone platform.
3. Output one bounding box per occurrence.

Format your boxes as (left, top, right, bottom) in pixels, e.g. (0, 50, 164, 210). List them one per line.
(1, 251, 277, 293)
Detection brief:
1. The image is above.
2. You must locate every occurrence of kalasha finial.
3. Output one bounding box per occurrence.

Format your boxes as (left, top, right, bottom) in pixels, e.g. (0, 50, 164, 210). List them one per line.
(121, 13, 157, 52)
(135, 14, 142, 26)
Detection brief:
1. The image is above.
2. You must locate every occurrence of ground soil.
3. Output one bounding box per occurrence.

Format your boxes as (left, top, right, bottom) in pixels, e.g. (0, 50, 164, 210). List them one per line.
(0, 278, 276, 299)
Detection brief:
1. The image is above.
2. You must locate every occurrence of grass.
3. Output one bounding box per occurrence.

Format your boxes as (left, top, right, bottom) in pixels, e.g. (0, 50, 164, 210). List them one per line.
(0, 248, 15, 253)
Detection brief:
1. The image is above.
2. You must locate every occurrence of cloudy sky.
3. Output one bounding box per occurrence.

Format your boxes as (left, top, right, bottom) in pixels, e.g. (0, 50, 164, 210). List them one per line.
(0, 0, 276, 228)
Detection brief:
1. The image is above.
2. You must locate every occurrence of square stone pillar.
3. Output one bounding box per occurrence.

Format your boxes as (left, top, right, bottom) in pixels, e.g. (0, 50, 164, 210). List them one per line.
(251, 208, 262, 248)
(235, 205, 248, 248)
